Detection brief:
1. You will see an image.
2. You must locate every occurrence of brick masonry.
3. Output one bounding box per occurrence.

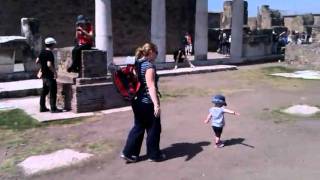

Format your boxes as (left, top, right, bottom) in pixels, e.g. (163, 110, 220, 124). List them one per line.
(56, 49, 128, 113)
(285, 43, 320, 70)
(0, 0, 196, 55)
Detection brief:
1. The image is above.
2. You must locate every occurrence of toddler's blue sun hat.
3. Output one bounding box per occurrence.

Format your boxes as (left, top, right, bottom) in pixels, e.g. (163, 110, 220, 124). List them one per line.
(212, 94, 227, 106)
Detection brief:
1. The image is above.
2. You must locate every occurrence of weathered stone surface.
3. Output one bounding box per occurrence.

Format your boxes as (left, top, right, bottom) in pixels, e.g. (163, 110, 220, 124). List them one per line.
(81, 50, 108, 78)
(220, 0, 248, 29)
(71, 82, 128, 113)
(56, 47, 73, 73)
(18, 149, 93, 176)
(21, 18, 42, 58)
(271, 70, 320, 80)
(284, 14, 314, 32)
(285, 43, 320, 69)
(258, 5, 283, 29)
(0, 0, 196, 55)
(243, 30, 273, 57)
(0, 49, 15, 73)
(282, 105, 320, 116)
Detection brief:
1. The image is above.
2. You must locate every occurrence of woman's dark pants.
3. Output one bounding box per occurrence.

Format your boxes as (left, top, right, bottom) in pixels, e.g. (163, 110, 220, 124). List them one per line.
(122, 100, 162, 159)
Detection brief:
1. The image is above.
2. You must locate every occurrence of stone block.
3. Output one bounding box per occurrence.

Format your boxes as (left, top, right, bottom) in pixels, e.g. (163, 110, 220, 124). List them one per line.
(0, 49, 15, 64)
(81, 50, 108, 78)
(71, 82, 128, 113)
(0, 64, 14, 74)
(56, 47, 73, 73)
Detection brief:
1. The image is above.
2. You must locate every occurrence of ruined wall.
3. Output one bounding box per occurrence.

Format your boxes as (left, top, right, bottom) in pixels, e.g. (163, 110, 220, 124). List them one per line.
(208, 12, 221, 29)
(284, 14, 314, 32)
(0, 0, 196, 56)
(242, 30, 273, 57)
(314, 15, 320, 26)
(248, 17, 258, 30)
(258, 5, 283, 29)
(220, 1, 248, 29)
(285, 43, 320, 69)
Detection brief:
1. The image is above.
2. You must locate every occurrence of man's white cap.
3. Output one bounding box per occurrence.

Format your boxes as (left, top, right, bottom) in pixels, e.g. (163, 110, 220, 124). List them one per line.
(44, 37, 57, 45)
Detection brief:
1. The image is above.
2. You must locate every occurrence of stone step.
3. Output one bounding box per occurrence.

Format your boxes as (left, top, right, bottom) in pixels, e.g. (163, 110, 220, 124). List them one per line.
(0, 65, 237, 99)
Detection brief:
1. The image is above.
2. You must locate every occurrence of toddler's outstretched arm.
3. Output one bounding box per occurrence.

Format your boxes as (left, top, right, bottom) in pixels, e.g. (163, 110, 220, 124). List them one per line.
(223, 108, 240, 116)
(204, 114, 212, 124)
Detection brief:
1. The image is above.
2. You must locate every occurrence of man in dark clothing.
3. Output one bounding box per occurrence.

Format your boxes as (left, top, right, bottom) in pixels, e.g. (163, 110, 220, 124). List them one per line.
(36, 37, 62, 113)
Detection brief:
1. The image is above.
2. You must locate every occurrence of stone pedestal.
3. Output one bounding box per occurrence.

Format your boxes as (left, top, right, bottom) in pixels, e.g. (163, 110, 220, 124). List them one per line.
(57, 49, 127, 113)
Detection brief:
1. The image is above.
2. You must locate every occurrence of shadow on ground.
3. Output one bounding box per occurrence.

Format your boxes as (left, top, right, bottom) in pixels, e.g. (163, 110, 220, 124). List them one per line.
(224, 138, 255, 148)
(161, 141, 211, 161)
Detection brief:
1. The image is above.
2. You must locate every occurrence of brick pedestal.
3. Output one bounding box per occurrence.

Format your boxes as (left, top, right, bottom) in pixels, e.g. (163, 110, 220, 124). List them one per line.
(57, 49, 128, 113)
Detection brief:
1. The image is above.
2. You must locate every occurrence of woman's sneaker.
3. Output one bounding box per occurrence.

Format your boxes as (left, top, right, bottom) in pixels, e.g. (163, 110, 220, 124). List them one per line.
(148, 153, 166, 162)
(120, 153, 138, 163)
(215, 142, 225, 148)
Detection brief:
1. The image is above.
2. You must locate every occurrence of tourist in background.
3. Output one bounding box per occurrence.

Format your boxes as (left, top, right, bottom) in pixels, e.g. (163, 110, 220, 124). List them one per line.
(121, 43, 165, 163)
(36, 37, 62, 113)
(183, 32, 193, 56)
(68, 15, 93, 73)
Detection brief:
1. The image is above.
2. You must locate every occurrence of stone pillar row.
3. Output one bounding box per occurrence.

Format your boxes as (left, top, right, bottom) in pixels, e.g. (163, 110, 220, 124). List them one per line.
(95, 0, 210, 63)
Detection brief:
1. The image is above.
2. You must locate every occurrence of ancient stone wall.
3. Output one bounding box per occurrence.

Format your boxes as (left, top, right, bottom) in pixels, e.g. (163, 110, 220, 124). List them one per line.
(314, 15, 320, 26)
(0, 0, 196, 56)
(258, 5, 283, 29)
(220, 1, 248, 29)
(285, 43, 320, 70)
(242, 30, 273, 57)
(208, 12, 221, 28)
(284, 14, 314, 32)
(248, 17, 258, 30)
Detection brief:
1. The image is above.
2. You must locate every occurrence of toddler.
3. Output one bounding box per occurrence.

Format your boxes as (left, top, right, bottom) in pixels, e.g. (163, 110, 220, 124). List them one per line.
(204, 95, 240, 148)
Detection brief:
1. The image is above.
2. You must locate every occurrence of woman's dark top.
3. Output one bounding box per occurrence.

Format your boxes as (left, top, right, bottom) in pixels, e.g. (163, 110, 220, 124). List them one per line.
(137, 58, 159, 104)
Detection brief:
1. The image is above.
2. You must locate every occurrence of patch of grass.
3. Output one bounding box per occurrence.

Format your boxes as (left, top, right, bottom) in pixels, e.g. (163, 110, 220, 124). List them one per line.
(0, 109, 40, 130)
(260, 107, 320, 124)
(160, 86, 212, 101)
(260, 66, 296, 74)
(0, 158, 16, 175)
(86, 140, 115, 154)
(42, 117, 88, 127)
(0, 109, 89, 131)
(231, 65, 313, 91)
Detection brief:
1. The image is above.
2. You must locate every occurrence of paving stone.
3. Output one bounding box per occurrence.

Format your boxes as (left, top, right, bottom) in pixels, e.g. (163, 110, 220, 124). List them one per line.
(283, 105, 320, 116)
(271, 70, 320, 80)
(18, 149, 93, 176)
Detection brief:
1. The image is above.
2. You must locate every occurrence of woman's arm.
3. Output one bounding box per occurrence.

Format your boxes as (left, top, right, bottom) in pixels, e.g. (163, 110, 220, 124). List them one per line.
(145, 68, 160, 117)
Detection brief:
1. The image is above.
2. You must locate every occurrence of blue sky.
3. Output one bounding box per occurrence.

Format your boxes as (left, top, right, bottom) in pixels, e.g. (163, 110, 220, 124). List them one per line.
(208, 0, 320, 17)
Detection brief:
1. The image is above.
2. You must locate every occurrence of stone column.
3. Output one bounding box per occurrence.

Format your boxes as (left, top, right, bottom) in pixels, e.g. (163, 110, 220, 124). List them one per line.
(151, 0, 166, 63)
(21, 18, 42, 58)
(194, 0, 208, 61)
(95, 0, 113, 65)
(230, 0, 244, 62)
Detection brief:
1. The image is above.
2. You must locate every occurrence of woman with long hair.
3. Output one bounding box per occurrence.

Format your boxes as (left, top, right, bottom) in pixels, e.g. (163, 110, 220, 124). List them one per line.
(121, 42, 165, 163)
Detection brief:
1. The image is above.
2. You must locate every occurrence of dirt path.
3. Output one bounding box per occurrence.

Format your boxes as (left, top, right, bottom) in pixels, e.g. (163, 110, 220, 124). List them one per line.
(3, 63, 320, 180)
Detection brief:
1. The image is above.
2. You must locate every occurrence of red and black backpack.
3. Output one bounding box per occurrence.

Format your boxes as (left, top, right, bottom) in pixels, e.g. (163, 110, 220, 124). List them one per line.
(110, 60, 144, 101)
